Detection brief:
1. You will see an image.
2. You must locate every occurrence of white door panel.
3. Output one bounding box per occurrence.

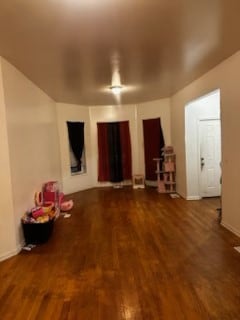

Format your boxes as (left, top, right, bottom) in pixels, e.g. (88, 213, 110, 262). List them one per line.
(199, 119, 221, 197)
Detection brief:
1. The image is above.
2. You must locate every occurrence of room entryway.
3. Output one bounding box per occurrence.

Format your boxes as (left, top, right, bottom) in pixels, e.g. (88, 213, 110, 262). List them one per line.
(185, 89, 221, 199)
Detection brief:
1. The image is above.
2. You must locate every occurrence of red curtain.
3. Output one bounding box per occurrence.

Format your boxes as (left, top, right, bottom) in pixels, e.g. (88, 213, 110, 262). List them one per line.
(143, 118, 165, 181)
(119, 121, 132, 180)
(97, 121, 132, 182)
(97, 123, 110, 182)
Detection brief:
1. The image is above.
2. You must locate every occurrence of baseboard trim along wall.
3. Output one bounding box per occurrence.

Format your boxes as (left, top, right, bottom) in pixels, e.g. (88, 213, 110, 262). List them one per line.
(0, 245, 22, 262)
(186, 196, 202, 201)
(221, 220, 240, 238)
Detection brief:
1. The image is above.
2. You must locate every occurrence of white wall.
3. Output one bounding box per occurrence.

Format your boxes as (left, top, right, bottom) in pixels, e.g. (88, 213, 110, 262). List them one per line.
(57, 103, 93, 194)
(185, 90, 220, 199)
(1, 58, 61, 247)
(0, 58, 17, 261)
(171, 50, 240, 237)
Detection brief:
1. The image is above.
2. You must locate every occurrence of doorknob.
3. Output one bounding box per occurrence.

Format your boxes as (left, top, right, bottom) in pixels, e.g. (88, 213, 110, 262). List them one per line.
(201, 157, 205, 169)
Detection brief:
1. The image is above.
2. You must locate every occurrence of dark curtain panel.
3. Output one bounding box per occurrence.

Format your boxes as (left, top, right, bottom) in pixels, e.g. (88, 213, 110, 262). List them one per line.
(143, 118, 165, 180)
(119, 121, 132, 180)
(67, 121, 84, 171)
(108, 122, 123, 182)
(97, 121, 132, 182)
(97, 123, 110, 182)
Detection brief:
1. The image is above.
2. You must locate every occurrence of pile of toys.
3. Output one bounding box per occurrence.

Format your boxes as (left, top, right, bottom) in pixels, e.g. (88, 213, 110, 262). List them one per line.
(22, 181, 74, 225)
(22, 203, 56, 224)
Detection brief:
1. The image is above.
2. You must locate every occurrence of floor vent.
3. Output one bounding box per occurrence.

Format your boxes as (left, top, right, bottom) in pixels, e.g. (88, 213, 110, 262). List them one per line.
(234, 246, 240, 253)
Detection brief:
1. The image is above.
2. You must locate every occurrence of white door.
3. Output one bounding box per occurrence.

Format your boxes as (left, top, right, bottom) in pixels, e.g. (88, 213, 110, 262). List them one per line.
(199, 119, 221, 197)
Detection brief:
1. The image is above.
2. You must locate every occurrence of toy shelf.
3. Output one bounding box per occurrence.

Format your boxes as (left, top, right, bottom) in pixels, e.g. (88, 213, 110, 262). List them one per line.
(153, 146, 176, 194)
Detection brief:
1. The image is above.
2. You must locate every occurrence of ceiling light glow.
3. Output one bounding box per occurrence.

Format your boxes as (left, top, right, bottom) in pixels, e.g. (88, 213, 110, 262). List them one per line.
(110, 85, 122, 95)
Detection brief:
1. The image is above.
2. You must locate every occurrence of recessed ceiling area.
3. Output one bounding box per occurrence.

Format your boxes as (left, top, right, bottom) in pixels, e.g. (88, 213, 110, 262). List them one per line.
(0, 0, 240, 105)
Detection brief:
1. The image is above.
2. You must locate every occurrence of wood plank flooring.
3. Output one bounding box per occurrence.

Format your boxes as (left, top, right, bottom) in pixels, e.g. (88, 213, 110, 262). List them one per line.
(1, 187, 240, 319)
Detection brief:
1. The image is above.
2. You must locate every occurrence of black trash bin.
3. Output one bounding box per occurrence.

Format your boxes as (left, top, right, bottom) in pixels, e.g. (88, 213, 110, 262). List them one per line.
(22, 219, 54, 244)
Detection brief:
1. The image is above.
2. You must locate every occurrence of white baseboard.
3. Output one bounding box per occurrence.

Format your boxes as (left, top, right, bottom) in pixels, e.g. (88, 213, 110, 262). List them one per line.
(0, 244, 22, 262)
(221, 220, 240, 238)
(95, 181, 132, 188)
(186, 196, 202, 201)
(145, 180, 157, 187)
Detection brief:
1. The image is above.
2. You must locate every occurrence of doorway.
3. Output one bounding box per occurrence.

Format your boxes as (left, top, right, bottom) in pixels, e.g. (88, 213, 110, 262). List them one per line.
(185, 89, 221, 199)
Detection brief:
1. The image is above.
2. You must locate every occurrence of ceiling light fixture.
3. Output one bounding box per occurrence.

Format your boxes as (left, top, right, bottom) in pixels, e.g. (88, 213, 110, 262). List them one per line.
(110, 85, 122, 95)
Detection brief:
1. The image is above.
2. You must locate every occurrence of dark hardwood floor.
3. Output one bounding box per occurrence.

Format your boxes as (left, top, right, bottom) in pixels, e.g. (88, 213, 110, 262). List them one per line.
(1, 187, 240, 319)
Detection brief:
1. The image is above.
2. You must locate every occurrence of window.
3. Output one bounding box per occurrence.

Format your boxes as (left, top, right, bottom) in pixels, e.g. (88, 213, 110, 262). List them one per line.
(67, 121, 86, 175)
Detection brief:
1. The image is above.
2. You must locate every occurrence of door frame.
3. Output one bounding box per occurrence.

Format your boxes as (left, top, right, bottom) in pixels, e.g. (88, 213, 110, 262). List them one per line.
(185, 89, 221, 200)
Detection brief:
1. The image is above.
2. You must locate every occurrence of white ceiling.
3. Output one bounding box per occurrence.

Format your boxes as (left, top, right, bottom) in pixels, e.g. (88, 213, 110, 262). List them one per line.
(0, 0, 240, 105)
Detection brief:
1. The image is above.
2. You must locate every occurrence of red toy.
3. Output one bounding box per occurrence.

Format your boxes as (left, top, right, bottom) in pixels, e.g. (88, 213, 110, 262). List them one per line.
(34, 181, 74, 215)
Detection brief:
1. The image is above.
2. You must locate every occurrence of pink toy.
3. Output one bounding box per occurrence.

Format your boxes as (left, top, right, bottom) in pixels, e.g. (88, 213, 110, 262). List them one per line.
(31, 206, 44, 219)
(42, 181, 63, 213)
(34, 181, 74, 216)
(44, 181, 58, 192)
(43, 191, 64, 203)
(60, 200, 74, 212)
